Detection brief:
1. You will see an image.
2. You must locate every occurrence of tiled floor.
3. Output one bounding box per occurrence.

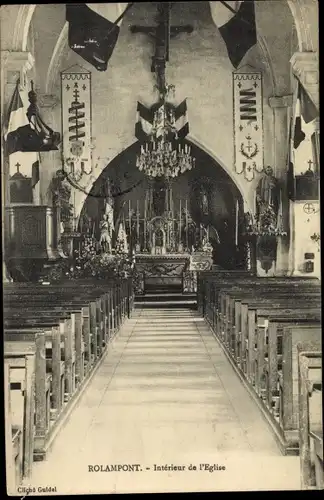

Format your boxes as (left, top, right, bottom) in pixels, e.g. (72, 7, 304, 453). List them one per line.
(24, 307, 301, 494)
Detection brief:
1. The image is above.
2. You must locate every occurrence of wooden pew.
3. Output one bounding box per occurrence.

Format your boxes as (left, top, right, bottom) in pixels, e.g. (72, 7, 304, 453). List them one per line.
(198, 272, 319, 319)
(5, 351, 35, 492)
(244, 300, 321, 381)
(4, 313, 77, 400)
(3, 279, 133, 465)
(5, 329, 64, 460)
(221, 289, 321, 353)
(277, 331, 323, 453)
(208, 280, 320, 336)
(298, 348, 323, 489)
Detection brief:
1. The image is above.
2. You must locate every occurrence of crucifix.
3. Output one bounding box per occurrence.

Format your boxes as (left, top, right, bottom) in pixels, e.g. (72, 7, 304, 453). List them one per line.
(15, 162, 21, 174)
(130, 2, 193, 94)
(307, 159, 313, 171)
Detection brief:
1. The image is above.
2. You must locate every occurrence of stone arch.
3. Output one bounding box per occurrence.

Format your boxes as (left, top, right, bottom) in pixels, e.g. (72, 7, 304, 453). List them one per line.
(186, 134, 251, 212)
(76, 135, 248, 222)
(12, 4, 37, 51)
(45, 22, 69, 94)
(287, 0, 318, 52)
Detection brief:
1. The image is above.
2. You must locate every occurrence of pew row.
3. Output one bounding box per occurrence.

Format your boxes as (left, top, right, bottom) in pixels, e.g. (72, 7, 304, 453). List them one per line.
(298, 347, 323, 490)
(5, 352, 35, 493)
(198, 271, 322, 456)
(3, 278, 134, 482)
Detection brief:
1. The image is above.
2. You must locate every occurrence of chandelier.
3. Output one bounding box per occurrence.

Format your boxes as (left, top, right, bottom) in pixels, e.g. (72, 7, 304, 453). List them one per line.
(136, 86, 195, 178)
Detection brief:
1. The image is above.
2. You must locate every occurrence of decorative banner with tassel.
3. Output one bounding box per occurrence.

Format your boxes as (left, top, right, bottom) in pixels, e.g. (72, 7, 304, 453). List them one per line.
(61, 65, 92, 187)
(233, 70, 264, 181)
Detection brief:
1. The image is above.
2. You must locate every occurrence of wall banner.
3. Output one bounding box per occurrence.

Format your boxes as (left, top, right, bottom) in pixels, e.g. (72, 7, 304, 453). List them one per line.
(61, 65, 92, 186)
(233, 71, 264, 182)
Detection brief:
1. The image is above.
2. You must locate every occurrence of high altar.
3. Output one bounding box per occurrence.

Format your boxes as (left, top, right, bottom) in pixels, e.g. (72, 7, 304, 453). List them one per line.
(126, 179, 213, 294)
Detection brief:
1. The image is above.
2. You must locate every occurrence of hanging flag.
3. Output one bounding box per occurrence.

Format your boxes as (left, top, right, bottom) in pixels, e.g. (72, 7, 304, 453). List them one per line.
(4, 82, 41, 199)
(298, 80, 318, 124)
(233, 71, 263, 181)
(66, 3, 132, 72)
(292, 80, 317, 177)
(135, 100, 189, 142)
(174, 100, 189, 139)
(31, 157, 40, 188)
(209, 1, 257, 68)
(61, 65, 92, 188)
(287, 118, 295, 200)
(293, 83, 306, 150)
(4, 81, 35, 155)
(4, 80, 60, 154)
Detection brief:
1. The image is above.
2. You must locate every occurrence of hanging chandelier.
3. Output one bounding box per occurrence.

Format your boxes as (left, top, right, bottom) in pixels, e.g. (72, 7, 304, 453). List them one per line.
(136, 85, 195, 179)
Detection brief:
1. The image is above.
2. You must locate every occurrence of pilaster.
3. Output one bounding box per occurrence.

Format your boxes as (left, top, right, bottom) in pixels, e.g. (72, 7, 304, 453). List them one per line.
(37, 93, 61, 205)
(268, 94, 293, 276)
(290, 51, 319, 111)
(1, 51, 35, 210)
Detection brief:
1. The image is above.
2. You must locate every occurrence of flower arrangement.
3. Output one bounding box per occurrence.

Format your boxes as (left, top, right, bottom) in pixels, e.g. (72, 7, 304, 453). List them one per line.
(42, 236, 133, 283)
(243, 205, 287, 237)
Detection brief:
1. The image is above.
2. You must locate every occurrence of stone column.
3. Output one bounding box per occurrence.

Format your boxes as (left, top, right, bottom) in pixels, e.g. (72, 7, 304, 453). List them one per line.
(2, 51, 34, 282)
(268, 94, 293, 276)
(37, 92, 60, 205)
(1, 51, 35, 206)
(289, 51, 319, 278)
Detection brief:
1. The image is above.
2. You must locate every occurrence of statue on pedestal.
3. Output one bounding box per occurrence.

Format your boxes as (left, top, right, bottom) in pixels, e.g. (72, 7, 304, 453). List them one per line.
(99, 214, 112, 254)
(255, 166, 281, 274)
(256, 166, 280, 225)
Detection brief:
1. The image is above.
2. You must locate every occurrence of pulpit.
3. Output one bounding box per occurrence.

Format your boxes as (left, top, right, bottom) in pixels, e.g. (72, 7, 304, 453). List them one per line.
(4, 206, 61, 281)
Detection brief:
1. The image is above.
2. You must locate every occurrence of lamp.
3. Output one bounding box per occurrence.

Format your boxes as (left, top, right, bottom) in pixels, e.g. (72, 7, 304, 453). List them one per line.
(136, 84, 195, 178)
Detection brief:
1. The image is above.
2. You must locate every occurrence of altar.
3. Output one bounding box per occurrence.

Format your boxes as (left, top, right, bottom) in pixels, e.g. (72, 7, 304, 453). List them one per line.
(134, 251, 213, 294)
(134, 253, 191, 294)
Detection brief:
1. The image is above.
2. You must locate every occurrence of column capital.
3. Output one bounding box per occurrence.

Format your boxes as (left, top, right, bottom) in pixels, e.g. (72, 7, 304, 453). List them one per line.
(290, 51, 319, 109)
(38, 93, 59, 110)
(1, 50, 34, 85)
(268, 95, 293, 109)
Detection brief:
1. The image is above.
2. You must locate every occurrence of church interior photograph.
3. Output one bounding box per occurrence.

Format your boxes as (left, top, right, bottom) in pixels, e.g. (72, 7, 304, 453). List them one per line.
(1, 1, 321, 495)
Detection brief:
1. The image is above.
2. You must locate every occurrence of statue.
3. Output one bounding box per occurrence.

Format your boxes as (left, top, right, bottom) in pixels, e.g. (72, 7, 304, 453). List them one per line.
(104, 177, 115, 240)
(201, 191, 209, 215)
(256, 166, 280, 220)
(50, 169, 71, 207)
(99, 214, 112, 254)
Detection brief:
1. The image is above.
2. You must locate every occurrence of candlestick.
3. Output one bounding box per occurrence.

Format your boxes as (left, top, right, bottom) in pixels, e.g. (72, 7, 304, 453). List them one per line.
(128, 199, 131, 235)
(185, 199, 188, 249)
(144, 197, 147, 251)
(179, 198, 182, 246)
(136, 200, 140, 247)
(235, 199, 239, 247)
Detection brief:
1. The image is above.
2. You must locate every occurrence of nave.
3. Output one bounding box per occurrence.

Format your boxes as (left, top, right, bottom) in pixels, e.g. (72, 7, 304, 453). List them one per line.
(24, 306, 300, 494)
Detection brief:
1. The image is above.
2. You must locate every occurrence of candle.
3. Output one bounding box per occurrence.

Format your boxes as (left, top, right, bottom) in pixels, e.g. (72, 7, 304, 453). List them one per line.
(144, 197, 147, 251)
(235, 199, 239, 246)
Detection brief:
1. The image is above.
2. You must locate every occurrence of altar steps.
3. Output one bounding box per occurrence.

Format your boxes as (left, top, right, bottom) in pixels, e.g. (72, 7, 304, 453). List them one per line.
(134, 292, 197, 309)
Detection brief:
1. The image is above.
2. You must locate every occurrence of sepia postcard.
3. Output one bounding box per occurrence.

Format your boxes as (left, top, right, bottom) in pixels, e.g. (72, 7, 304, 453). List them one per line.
(2, 1, 321, 496)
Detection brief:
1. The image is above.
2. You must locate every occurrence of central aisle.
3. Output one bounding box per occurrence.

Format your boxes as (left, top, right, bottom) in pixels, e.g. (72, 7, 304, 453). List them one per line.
(27, 307, 300, 494)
